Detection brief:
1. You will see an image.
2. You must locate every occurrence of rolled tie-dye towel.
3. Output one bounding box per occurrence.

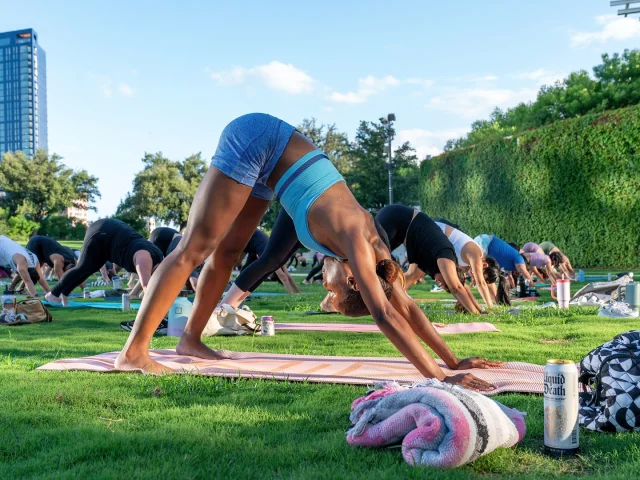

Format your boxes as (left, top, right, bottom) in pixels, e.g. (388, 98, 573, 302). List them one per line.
(346, 381, 526, 469)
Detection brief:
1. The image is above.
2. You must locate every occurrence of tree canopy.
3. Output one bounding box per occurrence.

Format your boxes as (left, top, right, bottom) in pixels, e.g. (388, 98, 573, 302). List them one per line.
(445, 49, 640, 150)
(0, 149, 100, 224)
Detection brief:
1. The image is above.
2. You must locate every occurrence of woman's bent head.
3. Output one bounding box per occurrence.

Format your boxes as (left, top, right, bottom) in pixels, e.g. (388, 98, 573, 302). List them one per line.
(322, 257, 402, 317)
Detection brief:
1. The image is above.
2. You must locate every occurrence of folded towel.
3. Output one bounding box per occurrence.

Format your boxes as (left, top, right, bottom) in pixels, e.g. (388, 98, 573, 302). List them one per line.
(347, 381, 526, 469)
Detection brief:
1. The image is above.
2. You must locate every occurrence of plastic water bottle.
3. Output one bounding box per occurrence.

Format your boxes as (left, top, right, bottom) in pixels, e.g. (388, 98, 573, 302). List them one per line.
(577, 270, 585, 283)
(168, 291, 192, 337)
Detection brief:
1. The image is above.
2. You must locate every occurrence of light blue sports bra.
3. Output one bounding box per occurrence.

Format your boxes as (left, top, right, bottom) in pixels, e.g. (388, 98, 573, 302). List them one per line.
(274, 150, 345, 259)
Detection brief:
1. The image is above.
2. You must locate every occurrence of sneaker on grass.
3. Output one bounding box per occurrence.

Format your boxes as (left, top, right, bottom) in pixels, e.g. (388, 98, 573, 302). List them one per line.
(598, 302, 640, 318)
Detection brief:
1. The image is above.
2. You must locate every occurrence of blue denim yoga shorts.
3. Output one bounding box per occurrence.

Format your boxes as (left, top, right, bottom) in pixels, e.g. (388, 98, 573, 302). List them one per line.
(211, 113, 296, 201)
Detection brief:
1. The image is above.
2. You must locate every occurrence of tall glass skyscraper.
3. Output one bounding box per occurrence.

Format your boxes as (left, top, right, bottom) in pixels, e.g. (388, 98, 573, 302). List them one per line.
(0, 28, 47, 157)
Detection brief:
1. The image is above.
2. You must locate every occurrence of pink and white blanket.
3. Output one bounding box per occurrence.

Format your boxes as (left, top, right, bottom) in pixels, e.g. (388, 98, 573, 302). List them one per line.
(347, 381, 526, 468)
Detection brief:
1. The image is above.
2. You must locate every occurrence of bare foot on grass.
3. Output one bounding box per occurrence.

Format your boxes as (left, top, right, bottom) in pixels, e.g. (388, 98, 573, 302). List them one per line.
(176, 333, 231, 360)
(114, 350, 173, 375)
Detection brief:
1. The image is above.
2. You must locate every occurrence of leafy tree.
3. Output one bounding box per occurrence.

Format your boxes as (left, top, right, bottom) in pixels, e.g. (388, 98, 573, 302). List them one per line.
(113, 193, 149, 236)
(7, 215, 39, 240)
(0, 150, 101, 223)
(39, 216, 87, 240)
(346, 120, 421, 213)
(446, 49, 640, 150)
(126, 152, 207, 230)
(297, 118, 353, 173)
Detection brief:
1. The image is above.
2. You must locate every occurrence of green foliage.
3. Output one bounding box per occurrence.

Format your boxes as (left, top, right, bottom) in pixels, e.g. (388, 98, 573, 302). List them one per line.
(39, 216, 87, 241)
(125, 152, 207, 230)
(346, 120, 421, 214)
(112, 193, 149, 236)
(447, 49, 640, 150)
(297, 118, 352, 173)
(0, 150, 101, 223)
(7, 215, 39, 240)
(422, 105, 640, 268)
(2, 279, 640, 478)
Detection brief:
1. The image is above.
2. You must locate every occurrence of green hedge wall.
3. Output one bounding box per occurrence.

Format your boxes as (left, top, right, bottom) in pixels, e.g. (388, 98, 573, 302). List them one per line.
(421, 105, 640, 268)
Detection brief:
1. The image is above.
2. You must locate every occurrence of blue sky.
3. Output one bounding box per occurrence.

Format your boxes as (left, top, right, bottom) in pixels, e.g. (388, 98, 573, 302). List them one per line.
(2, 0, 639, 220)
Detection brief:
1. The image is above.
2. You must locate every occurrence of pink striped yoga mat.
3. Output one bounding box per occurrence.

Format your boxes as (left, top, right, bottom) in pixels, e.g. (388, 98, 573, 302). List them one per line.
(275, 322, 500, 334)
(38, 349, 544, 395)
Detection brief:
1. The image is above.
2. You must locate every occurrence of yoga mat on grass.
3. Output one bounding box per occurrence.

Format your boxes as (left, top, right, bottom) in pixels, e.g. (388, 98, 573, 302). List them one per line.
(275, 322, 500, 334)
(44, 300, 140, 310)
(38, 349, 547, 395)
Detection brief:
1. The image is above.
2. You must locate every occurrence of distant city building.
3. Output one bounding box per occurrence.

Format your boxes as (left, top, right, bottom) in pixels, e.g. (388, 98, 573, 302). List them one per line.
(64, 199, 88, 226)
(0, 28, 48, 158)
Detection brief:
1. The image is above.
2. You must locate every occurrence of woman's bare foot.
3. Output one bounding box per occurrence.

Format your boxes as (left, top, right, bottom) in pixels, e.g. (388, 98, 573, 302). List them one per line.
(176, 333, 230, 360)
(114, 350, 173, 375)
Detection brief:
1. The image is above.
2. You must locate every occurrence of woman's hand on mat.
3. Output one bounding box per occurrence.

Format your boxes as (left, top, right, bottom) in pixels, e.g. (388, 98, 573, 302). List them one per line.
(454, 357, 505, 370)
(444, 373, 496, 391)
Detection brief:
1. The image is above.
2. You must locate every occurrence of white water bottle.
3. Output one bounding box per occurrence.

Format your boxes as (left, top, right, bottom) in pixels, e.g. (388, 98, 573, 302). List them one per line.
(168, 291, 192, 337)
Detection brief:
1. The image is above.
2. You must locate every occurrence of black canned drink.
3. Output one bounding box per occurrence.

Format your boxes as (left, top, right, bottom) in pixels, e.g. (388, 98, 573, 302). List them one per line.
(544, 359, 579, 456)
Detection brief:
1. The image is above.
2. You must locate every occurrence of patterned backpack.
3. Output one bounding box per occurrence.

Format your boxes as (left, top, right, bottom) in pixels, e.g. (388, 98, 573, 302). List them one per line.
(578, 330, 640, 432)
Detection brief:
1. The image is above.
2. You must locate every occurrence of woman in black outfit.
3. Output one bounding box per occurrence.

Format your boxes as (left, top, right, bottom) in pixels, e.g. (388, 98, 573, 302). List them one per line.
(149, 227, 180, 256)
(373, 204, 482, 314)
(45, 219, 163, 306)
(26, 235, 77, 283)
(219, 209, 303, 307)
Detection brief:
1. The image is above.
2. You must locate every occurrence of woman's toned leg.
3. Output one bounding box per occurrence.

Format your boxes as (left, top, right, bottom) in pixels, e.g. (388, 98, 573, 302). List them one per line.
(176, 195, 270, 359)
(115, 168, 258, 374)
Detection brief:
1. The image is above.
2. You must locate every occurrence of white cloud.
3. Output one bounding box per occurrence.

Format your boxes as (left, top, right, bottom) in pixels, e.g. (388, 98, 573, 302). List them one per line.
(207, 61, 314, 95)
(327, 75, 434, 104)
(468, 75, 499, 82)
(88, 73, 134, 98)
(513, 68, 566, 86)
(406, 77, 436, 88)
(327, 75, 402, 104)
(426, 87, 538, 118)
(397, 127, 470, 159)
(118, 83, 134, 97)
(570, 15, 640, 47)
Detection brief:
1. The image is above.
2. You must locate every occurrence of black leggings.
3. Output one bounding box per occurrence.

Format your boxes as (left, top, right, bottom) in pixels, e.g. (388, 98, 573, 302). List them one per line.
(235, 209, 301, 292)
(305, 257, 324, 281)
(52, 225, 112, 297)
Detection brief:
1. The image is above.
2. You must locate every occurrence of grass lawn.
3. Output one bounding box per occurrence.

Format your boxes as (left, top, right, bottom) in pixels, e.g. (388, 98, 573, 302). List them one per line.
(1, 271, 640, 479)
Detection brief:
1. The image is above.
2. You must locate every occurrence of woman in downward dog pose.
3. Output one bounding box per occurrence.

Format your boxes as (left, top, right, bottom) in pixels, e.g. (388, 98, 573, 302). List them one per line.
(473, 234, 533, 287)
(375, 205, 483, 314)
(539, 241, 575, 279)
(116, 113, 501, 390)
(520, 242, 558, 284)
(45, 219, 163, 306)
(434, 220, 511, 307)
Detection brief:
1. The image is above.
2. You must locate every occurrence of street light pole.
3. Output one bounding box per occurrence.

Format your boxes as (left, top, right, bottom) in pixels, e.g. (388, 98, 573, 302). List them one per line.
(380, 113, 396, 206)
(387, 127, 393, 205)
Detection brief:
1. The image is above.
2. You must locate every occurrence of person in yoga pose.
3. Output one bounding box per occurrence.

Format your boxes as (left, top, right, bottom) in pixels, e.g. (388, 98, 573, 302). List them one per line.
(302, 252, 324, 285)
(520, 242, 558, 284)
(435, 220, 511, 307)
(149, 227, 180, 256)
(539, 241, 575, 279)
(26, 235, 77, 283)
(287, 251, 307, 270)
(240, 228, 269, 272)
(116, 113, 501, 390)
(473, 234, 533, 285)
(221, 208, 303, 308)
(375, 205, 483, 314)
(45, 219, 163, 306)
(0, 236, 48, 295)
